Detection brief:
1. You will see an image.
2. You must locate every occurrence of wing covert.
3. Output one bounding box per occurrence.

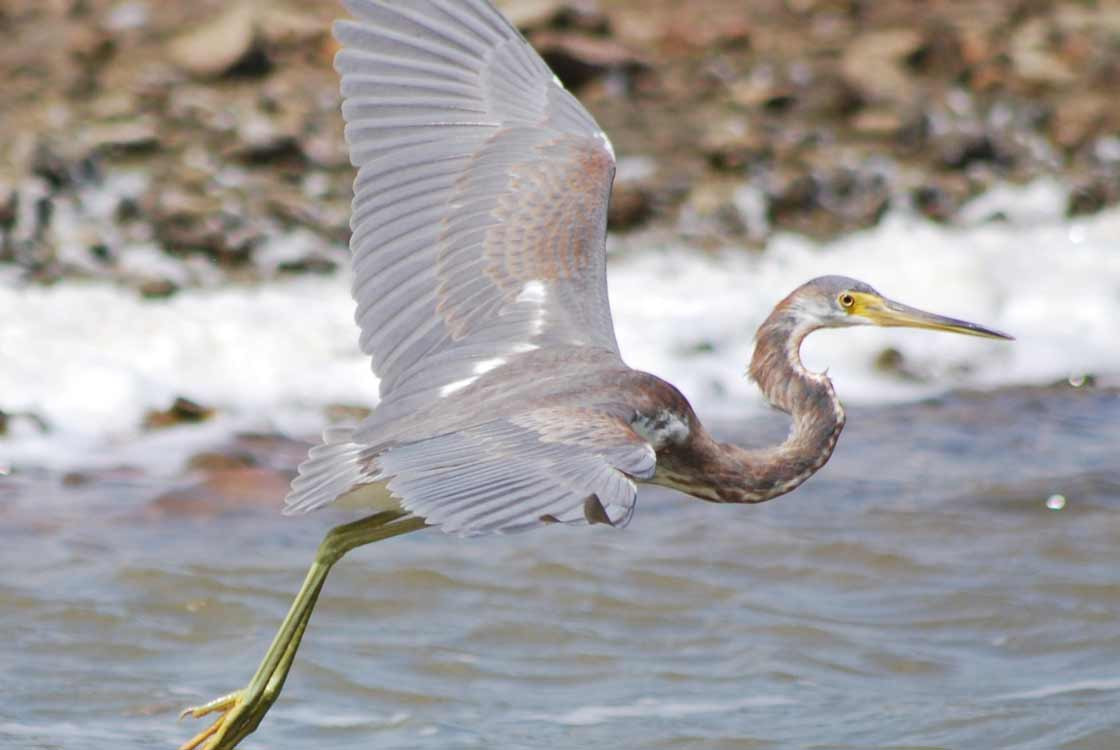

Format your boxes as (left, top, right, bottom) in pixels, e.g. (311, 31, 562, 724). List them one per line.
(371, 408, 656, 535)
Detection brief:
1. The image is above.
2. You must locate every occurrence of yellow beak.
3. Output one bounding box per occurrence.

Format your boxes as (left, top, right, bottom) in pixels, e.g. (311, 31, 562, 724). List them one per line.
(849, 292, 1013, 340)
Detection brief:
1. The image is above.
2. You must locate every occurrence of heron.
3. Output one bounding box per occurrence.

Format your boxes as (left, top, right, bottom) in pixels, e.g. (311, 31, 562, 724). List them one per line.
(178, 1, 1012, 748)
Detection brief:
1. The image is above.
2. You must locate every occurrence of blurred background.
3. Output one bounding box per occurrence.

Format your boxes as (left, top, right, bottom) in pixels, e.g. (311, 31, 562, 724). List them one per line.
(2, 1, 1119, 749)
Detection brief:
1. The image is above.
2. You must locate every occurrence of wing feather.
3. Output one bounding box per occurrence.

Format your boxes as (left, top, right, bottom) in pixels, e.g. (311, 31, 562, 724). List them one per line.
(285, 1, 639, 533)
(367, 410, 655, 535)
(335, 0, 619, 402)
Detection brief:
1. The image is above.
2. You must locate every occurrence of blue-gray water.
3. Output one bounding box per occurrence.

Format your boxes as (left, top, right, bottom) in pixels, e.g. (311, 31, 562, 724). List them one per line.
(2, 384, 1118, 749)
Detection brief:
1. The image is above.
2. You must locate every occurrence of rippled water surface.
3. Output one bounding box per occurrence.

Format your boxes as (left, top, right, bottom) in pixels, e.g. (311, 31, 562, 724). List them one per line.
(2, 385, 1118, 749)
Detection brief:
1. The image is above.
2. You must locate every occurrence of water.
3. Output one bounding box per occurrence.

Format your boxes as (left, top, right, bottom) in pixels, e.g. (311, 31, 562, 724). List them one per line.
(2, 384, 1117, 749)
(2, 179, 1117, 747)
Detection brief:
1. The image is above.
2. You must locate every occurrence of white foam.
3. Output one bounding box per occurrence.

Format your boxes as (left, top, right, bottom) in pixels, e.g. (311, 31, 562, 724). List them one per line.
(2, 180, 1117, 470)
(0, 276, 375, 470)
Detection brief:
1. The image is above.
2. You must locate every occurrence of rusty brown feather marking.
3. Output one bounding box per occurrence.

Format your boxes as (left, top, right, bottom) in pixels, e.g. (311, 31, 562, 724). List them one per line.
(487, 135, 612, 285)
(432, 130, 612, 343)
(509, 405, 643, 450)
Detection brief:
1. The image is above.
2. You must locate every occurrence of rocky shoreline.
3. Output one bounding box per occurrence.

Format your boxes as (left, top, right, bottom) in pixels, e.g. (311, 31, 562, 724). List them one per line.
(2, 0, 1118, 443)
(2, 0, 1118, 292)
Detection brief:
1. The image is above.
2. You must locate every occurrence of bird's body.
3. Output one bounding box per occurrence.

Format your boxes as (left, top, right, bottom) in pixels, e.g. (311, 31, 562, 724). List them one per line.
(308, 338, 836, 524)
(178, 2, 1011, 748)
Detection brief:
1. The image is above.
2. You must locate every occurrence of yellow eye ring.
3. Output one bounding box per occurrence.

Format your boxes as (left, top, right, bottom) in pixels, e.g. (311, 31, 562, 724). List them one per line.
(838, 293, 855, 308)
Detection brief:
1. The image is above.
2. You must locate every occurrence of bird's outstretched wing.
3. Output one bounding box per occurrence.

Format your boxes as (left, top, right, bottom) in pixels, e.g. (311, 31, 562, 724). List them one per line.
(335, 0, 620, 406)
(285, 2, 654, 532)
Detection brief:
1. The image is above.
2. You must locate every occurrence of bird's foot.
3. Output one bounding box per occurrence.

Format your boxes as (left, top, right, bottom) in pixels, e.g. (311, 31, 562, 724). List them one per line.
(178, 687, 271, 750)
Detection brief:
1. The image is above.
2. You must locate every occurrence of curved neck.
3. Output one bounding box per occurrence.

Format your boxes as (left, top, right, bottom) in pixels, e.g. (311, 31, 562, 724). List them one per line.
(681, 307, 844, 504)
(735, 307, 846, 502)
(649, 303, 847, 505)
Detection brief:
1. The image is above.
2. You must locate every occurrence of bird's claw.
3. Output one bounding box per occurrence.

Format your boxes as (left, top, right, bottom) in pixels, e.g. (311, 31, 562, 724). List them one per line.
(179, 690, 241, 721)
(178, 689, 250, 750)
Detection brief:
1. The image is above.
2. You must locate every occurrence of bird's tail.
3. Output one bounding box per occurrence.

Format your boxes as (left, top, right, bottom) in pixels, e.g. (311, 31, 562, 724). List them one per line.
(283, 425, 374, 515)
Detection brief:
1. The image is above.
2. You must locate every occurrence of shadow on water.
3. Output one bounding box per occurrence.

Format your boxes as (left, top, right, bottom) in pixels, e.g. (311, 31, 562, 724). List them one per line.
(1, 384, 1118, 749)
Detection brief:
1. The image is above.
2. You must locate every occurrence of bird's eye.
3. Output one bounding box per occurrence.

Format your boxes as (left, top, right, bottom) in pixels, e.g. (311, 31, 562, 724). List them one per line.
(838, 293, 855, 309)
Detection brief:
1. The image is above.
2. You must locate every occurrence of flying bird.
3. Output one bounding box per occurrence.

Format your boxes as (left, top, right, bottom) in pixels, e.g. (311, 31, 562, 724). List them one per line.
(179, 1, 1012, 748)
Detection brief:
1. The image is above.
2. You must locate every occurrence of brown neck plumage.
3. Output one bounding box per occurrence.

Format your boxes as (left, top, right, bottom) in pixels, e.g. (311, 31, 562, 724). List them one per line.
(670, 300, 846, 504)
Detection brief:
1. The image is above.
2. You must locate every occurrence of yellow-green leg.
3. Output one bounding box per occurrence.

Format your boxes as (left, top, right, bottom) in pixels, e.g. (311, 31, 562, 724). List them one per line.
(179, 510, 426, 750)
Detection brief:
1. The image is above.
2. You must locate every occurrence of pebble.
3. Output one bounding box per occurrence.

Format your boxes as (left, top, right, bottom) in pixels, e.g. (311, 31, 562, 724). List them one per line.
(167, 3, 260, 79)
(530, 30, 646, 89)
(143, 397, 214, 430)
(841, 29, 925, 103)
(146, 466, 293, 519)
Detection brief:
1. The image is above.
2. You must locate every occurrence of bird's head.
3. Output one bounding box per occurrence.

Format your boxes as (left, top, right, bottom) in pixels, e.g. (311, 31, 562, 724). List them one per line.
(783, 275, 1013, 340)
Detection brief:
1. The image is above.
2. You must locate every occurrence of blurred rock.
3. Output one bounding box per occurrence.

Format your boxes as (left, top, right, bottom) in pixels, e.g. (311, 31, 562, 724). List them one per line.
(937, 131, 1011, 171)
(1049, 94, 1111, 151)
(1009, 19, 1076, 88)
(496, 0, 564, 29)
(727, 71, 796, 111)
(530, 31, 645, 89)
(300, 131, 350, 169)
(30, 142, 96, 192)
(228, 431, 312, 469)
(618, 2, 751, 51)
(873, 346, 923, 381)
(607, 182, 654, 231)
(102, 1, 149, 33)
(167, 3, 266, 79)
(265, 187, 345, 241)
(700, 116, 769, 170)
(65, 23, 116, 78)
(849, 107, 906, 139)
(257, 8, 325, 48)
(276, 256, 336, 275)
(841, 29, 924, 103)
(147, 466, 292, 518)
(1068, 176, 1120, 217)
(0, 187, 17, 245)
(912, 175, 972, 222)
(497, 0, 604, 31)
(0, 408, 49, 436)
(84, 117, 160, 155)
(144, 184, 261, 266)
(186, 450, 256, 473)
(765, 166, 890, 238)
(143, 397, 214, 430)
(765, 170, 816, 224)
(137, 277, 178, 299)
(228, 115, 304, 165)
(796, 74, 863, 118)
(679, 177, 751, 242)
(324, 403, 373, 423)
